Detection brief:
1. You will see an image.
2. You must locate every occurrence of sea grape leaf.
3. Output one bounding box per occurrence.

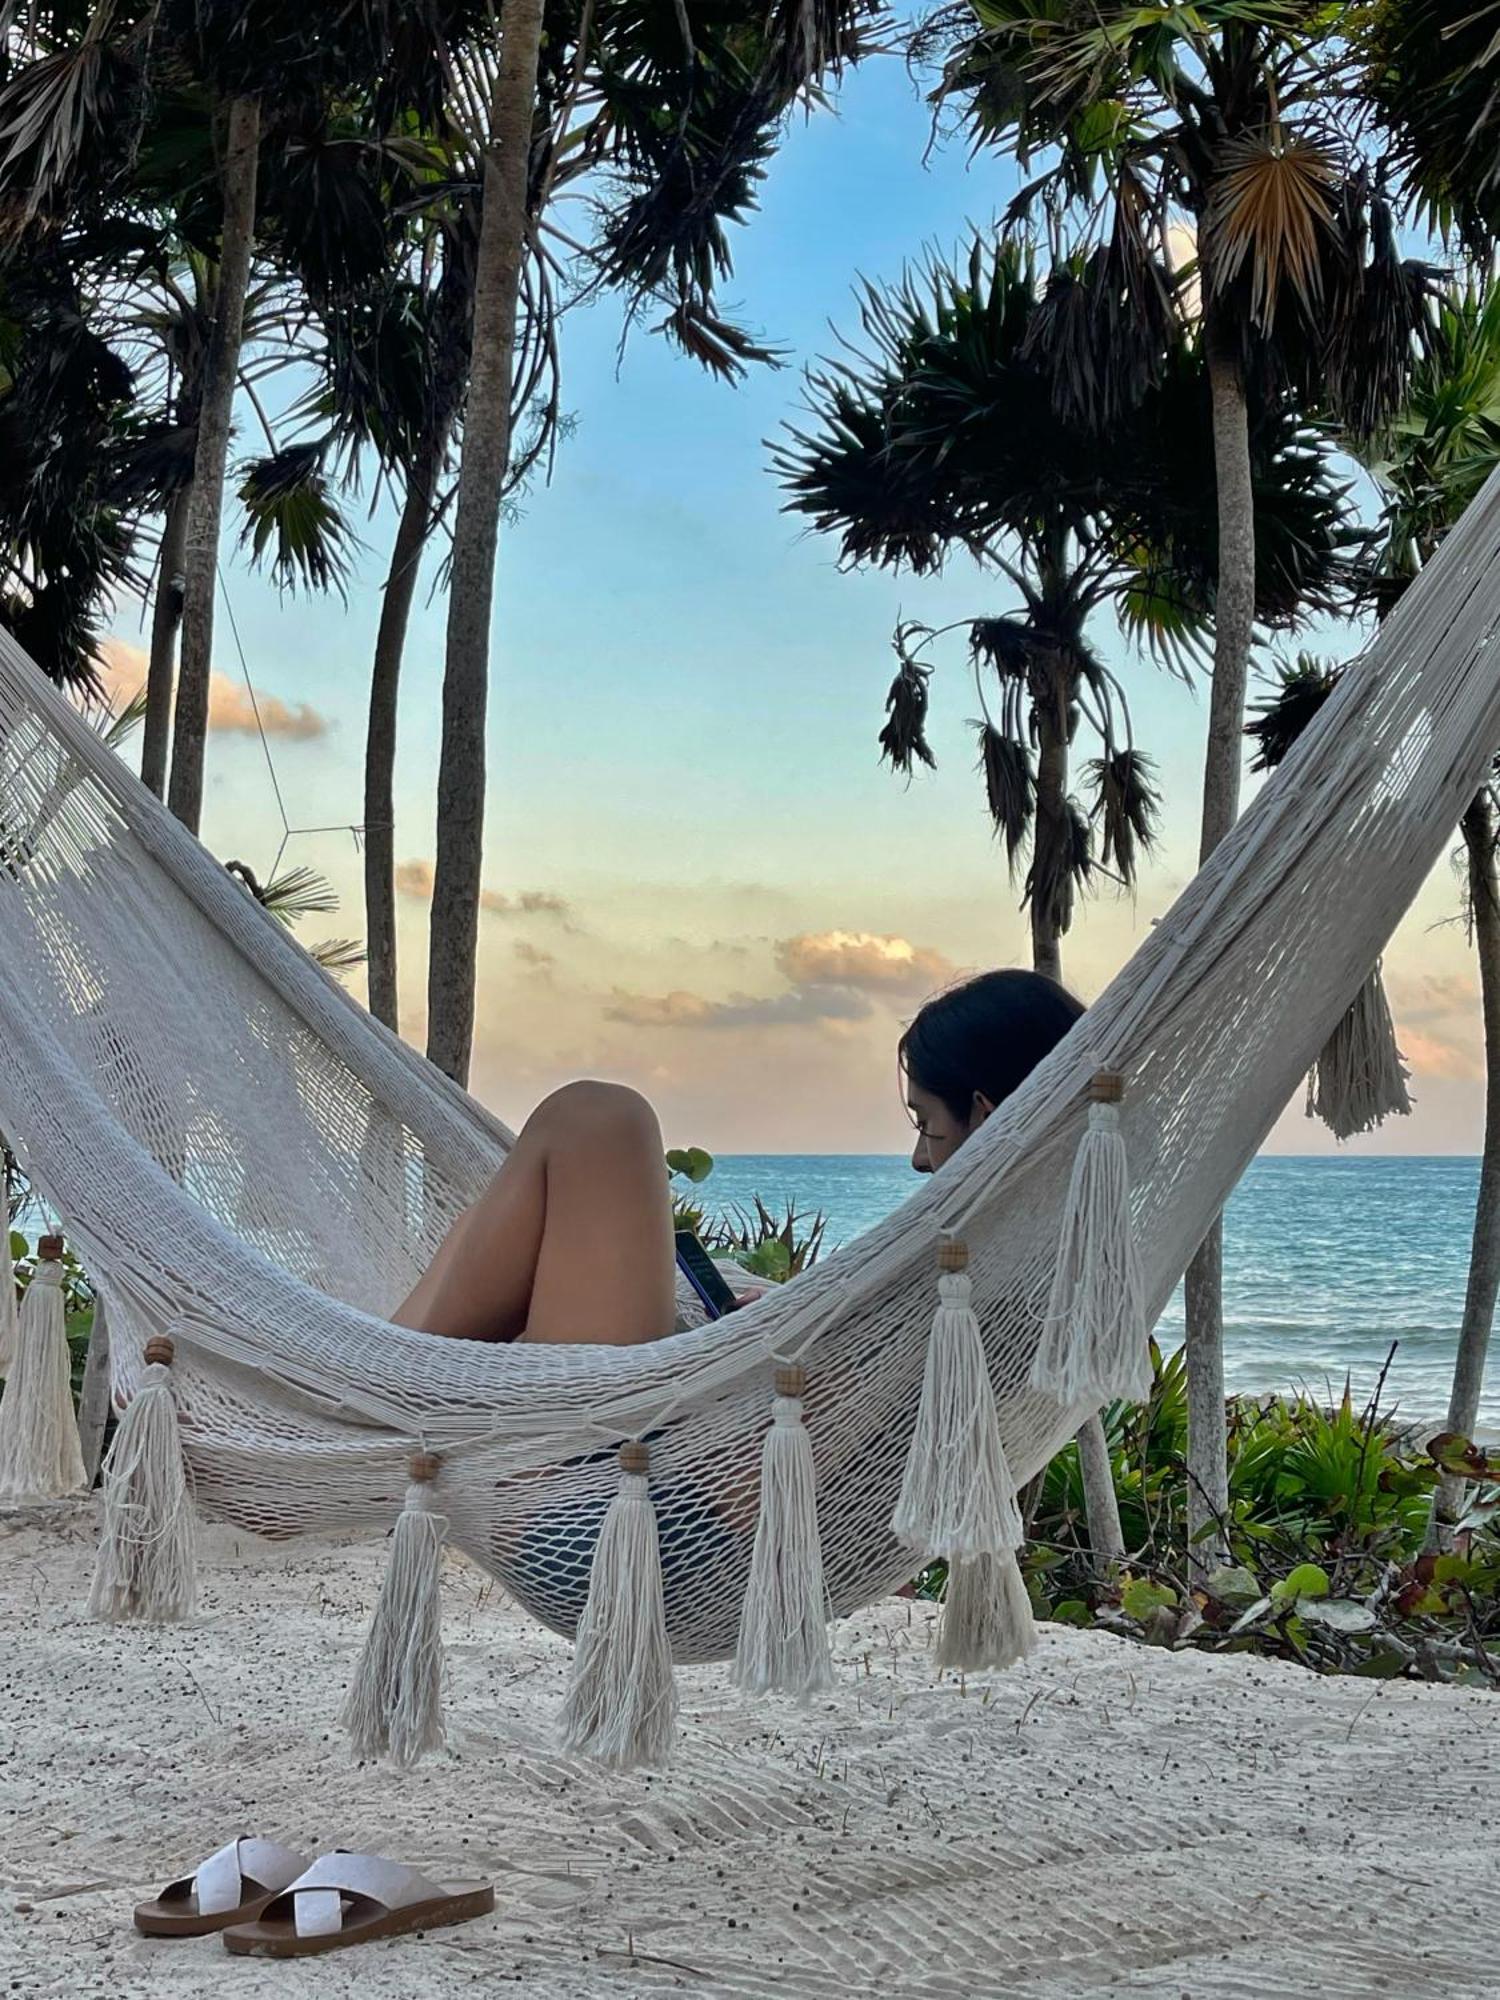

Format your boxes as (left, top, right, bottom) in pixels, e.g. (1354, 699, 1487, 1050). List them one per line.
(1203, 1564, 1262, 1608)
(1297, 1597, 1377, 1633)
(1121, 1577, 1177, 1621)
(1272, 1562, 1330, 1605)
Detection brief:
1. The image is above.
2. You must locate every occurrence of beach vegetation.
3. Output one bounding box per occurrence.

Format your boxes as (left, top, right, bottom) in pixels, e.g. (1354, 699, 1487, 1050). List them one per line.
(930, 1339, 1500, 1688)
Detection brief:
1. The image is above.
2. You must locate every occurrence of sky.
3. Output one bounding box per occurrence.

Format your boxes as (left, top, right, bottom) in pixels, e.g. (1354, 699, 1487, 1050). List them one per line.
(101, 57, 1488, 1158)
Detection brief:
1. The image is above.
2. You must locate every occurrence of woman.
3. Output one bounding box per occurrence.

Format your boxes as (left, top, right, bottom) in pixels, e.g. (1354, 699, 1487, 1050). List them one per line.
(393, 968, 1084, 1346)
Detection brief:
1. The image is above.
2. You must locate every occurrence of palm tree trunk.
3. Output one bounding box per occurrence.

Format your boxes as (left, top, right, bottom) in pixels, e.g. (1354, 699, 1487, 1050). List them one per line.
(1434, 794, 1500, 1533)
(364, 443, 440, 1032)
(426, 0, 545, 1083)
(1030, 709, 1067, 984)
(1182, 309, 1256, 1576)
(167, 94, 261, 834)
(1033, 687, 1124, 1567)
(141, 484, 190, 797)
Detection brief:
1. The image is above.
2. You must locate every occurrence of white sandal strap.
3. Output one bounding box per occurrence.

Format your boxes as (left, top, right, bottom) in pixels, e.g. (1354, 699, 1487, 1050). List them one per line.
(283, 1852, 445, 1937)
(192, 1837, 306, 1916)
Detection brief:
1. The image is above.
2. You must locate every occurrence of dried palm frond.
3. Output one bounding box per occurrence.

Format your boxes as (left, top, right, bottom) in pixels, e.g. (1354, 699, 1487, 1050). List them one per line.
(1203, 127, 1340, 331)
(879, 646, 936, 775)
(1322, 189, 1442, 443)
(1026, 796, 1091, 941)
(968, 615, 1034, 682)
(974, 722, 1034, 875)
(1087, 747, 1160, 882)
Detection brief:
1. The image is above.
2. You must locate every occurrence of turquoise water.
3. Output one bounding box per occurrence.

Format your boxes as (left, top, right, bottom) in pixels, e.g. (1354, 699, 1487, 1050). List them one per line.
(701, 1155, 1499, 1429)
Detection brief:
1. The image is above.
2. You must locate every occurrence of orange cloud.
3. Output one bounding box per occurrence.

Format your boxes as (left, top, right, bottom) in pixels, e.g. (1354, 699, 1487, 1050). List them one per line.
(98, 638, 329, 740)
(1399, 1025, 1483, 1083)
(605, 928, 955, 1033)
(775, 929, 955, 994)
(395, 858, 572, 921)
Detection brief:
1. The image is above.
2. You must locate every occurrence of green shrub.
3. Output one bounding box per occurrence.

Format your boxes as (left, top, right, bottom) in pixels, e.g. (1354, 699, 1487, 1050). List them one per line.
(919, 1341, 1500, 1689)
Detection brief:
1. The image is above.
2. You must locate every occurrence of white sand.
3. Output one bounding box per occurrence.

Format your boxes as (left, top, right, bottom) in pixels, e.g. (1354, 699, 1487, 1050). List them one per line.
(0, 1504, 1491, 1999)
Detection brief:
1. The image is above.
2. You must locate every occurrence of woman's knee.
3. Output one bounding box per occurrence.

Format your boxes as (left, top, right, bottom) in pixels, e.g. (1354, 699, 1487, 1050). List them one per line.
(530, 1078, 662, 1148)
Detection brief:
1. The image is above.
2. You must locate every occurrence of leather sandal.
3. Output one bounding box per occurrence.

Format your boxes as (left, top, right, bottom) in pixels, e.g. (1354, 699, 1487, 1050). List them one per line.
(220, 1850, 494, 1957)
(134, 1837, 309, 1937)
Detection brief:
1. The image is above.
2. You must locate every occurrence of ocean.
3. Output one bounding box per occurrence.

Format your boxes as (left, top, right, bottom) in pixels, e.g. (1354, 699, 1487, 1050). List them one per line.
(700, 1154, 1499, 1431)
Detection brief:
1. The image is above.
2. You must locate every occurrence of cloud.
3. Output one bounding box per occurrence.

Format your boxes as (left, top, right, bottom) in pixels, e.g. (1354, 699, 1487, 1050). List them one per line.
(514, 940, 555, 969)
(775, 930, 955, 995)
(1399, 1025, 1482, 1083)
(1385, 969, 1478, 1024)
(98, 638, 330, 740)
(602, 927, 953, 1034)
(605, 983, 873, 1030)
(395, 858, 573, 921)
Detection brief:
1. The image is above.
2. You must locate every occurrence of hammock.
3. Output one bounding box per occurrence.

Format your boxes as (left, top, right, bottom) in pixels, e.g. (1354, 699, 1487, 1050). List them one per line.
(2, 468, 1500, 1747)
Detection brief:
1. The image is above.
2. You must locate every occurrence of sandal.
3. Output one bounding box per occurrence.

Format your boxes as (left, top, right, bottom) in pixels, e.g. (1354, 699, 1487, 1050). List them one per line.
(221, 1851, 494, 1958)
(134, 1837, 309, 1937)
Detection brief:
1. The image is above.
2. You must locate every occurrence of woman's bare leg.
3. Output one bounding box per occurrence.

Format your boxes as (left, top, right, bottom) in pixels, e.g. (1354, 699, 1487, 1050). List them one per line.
(391, 1080, 676, 1345)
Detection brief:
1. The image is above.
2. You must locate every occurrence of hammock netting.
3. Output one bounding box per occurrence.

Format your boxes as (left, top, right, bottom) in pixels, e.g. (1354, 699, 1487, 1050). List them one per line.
(3, 471, 1500, 1666)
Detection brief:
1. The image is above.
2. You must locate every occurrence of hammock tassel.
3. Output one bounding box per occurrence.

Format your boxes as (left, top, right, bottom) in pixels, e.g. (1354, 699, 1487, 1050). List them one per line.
(0, 1234, 87, 1503)
(936, 1550, 1036, 1675)
(88, 1332, 196, 1620)
(892, 1238, 1023, 1560)
(1306, 960, 1412, 1140)
(733, 1364, 833, 1698)
(342, 1451, 447, 1767)
(560, 1441, 677, 1769)
(0, 1237, 18, 1377)
(1032, 1072, 1151, 1405)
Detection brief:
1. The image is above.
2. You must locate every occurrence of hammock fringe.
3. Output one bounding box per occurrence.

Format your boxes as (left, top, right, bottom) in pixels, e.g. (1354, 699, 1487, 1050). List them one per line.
(342, 1451, 447, 1767)
(936, 1549, 1036, 1674)
(560, 1441, 678, 1769)
(732, 1363, 833, 1698)
(0, 1241, 17, 1377)
(892, 1238, 1023, 1560)
(0, 1235, 86, 1502)
(1032, 1072, 1150, 1405)
(1305, 960, 1412, 1140)
(88, 1332, 196, 1621)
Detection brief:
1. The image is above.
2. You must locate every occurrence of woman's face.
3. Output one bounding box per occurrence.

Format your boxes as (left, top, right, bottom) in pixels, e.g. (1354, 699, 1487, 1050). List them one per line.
(906, 1078, 995, 1173)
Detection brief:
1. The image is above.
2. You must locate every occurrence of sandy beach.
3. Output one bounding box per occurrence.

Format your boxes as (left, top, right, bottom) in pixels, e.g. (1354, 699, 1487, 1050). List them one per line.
(0, 1504, 1491, 1999)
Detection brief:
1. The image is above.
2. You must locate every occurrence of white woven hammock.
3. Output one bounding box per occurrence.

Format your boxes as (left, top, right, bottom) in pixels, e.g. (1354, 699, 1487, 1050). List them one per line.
(2, 471, 1500, 1692)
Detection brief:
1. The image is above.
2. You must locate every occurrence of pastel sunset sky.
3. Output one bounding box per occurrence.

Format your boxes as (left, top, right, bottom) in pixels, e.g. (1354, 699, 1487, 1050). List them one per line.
(102, 60, 1483, 1157)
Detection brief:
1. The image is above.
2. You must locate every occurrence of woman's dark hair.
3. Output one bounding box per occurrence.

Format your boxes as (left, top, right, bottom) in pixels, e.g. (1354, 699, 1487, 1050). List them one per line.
(898, 969, 1085, 1124)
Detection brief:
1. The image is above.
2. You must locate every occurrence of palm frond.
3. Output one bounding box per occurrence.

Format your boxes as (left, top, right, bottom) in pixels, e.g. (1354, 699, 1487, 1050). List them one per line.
(1245, 653, 1343, 773)
(1203, 127, 1341, 331)
(236, 441, 357, 599)
(227, 859, 340, 925)
(975, 720, 1034, 875)
(1086, 746, 1160, 881)
(878, 643, 936, 774)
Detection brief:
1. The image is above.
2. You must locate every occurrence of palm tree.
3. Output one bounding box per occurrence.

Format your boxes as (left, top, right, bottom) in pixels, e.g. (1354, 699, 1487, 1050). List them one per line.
(777, 237, 1352, 1560)
(930, 0, 1438, 1564)
(422, 0, 889, 1082)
